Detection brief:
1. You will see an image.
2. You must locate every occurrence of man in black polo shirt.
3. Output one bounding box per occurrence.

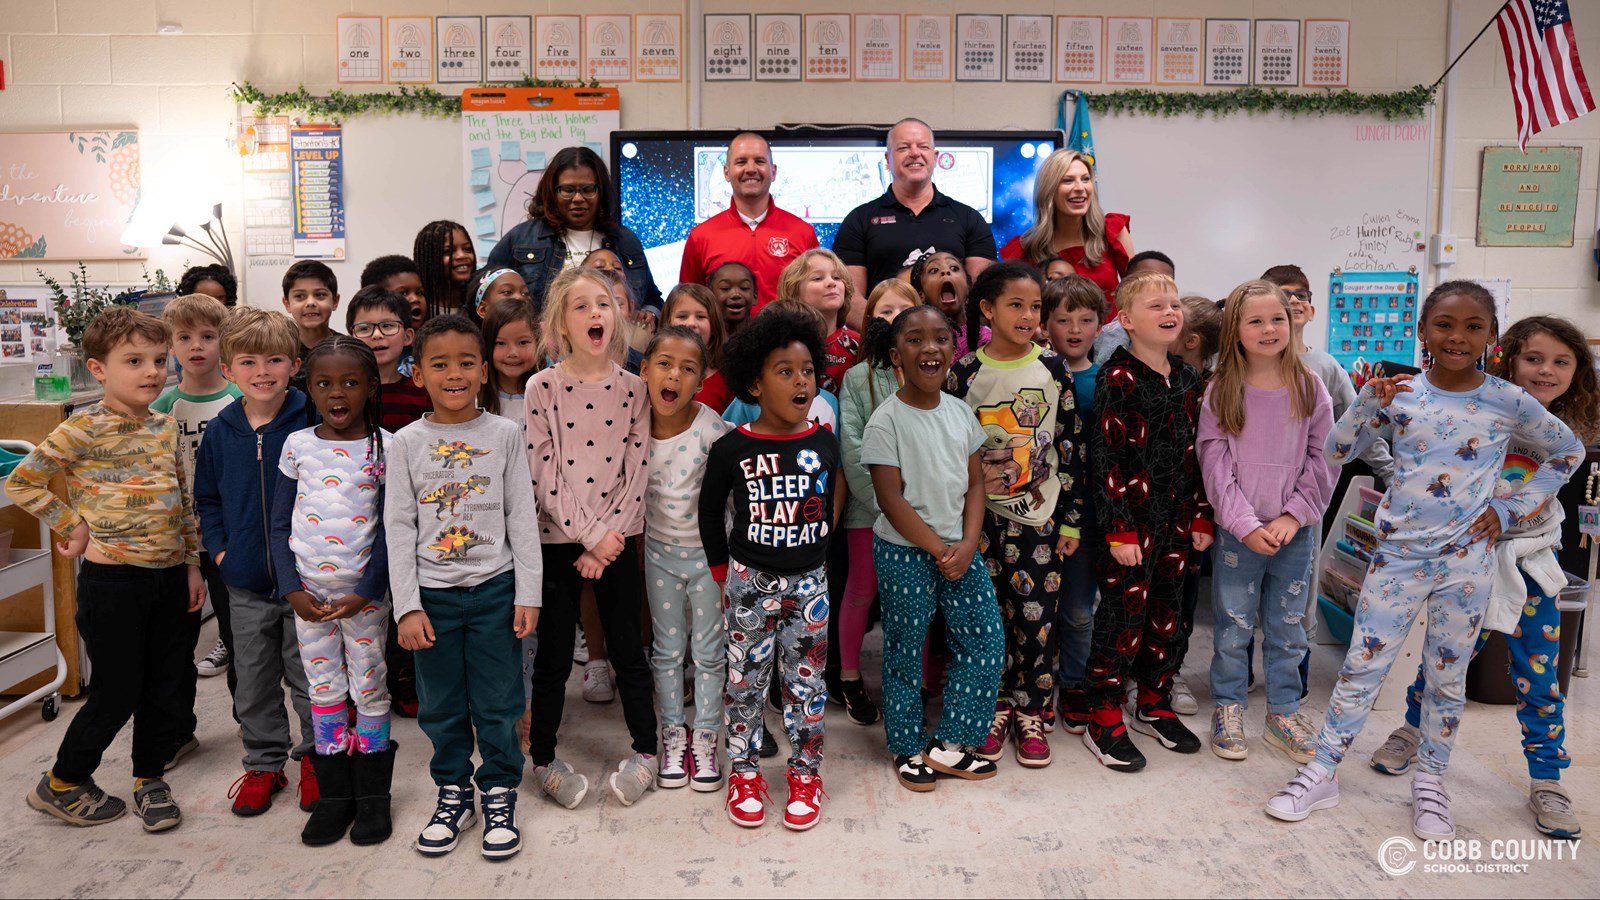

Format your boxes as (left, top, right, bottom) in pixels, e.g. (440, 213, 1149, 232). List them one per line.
(832, 117, 996, 330)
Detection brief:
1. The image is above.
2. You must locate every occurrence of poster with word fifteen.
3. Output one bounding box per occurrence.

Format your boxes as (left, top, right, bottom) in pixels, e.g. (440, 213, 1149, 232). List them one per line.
(1056, 16, 1102, 83)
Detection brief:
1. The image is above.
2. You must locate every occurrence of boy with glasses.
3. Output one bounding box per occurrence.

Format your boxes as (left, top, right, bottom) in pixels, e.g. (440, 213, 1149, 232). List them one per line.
(347, 286, 433, 434)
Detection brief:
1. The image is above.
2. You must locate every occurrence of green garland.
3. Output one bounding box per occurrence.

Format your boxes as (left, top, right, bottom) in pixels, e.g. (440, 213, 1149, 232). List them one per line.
(230, 78, 603, 120)
(1073, 85, 1436, 120)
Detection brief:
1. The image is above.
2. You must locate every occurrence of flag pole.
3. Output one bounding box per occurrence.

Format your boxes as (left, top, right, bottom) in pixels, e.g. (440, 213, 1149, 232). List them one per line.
(1430, 2, 1509, 90)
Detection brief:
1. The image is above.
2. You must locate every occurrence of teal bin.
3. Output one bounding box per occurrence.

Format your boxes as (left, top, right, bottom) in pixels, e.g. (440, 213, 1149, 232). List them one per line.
(1318, 595, 1355, 645)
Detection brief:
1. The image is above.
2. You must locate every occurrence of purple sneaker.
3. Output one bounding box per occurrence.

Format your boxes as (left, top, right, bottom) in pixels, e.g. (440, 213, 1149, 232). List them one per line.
(1265, 764, 1340, 822)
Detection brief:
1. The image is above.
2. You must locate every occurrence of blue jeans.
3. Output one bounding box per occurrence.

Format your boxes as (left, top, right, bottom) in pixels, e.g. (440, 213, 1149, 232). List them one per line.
(1209, 527, 1314, 714)
(1056, 529, 1098, 690)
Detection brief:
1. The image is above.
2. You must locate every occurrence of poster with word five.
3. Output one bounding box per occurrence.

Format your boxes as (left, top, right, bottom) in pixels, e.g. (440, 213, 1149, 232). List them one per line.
(1254, 19, 1299, 86)
(636, 15, 682, 82)
(1005, 15, 1051, 82)
(386, 17, 434, 85)
(1056, 16, 1102, 82)
(1303, 19, 1349, 87)
(1204, 18, 1250, 86)
(755, 14, 802, 81)
(855, 14, 900, 81)
(1106, 17, 1153, 84)
(804, 14, 851, 81)
(585, 15, 633, 82)
(955, 14, 1002, 82)
(704, 14, 751, 81)
(336, 16, 383, 84)
(905, 15, 950, 82)
(436, 16, 483, 84)
(535, 15, 582, 81)
(485, 16, 531, 80)
(1155, 18, 1201, 85)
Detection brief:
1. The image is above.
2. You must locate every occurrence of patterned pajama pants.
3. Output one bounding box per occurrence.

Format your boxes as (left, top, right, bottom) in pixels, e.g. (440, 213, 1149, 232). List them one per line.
(1081, 525, 1192, 718)
(294, 587, 391, 755)
(724, 560, 828, 775)
(979, 511, 1062, 710)
(1315, 541, 1492, 776)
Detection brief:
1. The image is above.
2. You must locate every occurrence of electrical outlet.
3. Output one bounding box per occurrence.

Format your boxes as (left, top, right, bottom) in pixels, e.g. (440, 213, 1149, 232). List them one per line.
(1431, 234, 1457, 266)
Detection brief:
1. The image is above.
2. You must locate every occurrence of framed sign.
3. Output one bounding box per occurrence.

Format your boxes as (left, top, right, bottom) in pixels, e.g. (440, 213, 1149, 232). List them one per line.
(0, 131, 143, 260)
(1477, 146, 1581, 247)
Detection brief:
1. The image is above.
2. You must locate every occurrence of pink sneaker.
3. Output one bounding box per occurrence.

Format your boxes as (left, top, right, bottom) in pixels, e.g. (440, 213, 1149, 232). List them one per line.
(977, 702, 1012, 762)
(1012, 707, 1052, 768)
(1265, 764, 1340, 822)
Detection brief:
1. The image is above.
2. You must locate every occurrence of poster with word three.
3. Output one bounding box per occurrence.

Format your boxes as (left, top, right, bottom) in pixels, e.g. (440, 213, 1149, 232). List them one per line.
(436, 16, 483, 84)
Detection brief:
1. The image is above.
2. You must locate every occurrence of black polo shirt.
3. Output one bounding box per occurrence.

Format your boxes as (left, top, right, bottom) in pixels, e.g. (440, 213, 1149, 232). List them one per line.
(832, 187, 997, 290)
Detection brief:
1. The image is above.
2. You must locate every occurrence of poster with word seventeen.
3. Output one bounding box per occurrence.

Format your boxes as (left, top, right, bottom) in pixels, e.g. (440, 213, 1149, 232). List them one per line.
(704, 14, 752, 81)
(436, 16, 484, 84)
(1155, 17, 1202, 85)
(336, 16, 383, 84)
(1106, 17, 1153, 84)
(804, 14, 851, 81)
(755, 14, 803, 81)
(1303, 19, 1350, 88)
(386, 17, 434, 85)
(855, 14, 901, 81)
(585, 15, 633, 82)
(1056, 16, 1102, 83)
(1254, 19, 1300, 86)
(955, 14, 1002, 82)
(905, 15, 950, 82)
(1005, 15, 1052, 82)
(485, 16, 532, 80)
(536, 16, 582, 81)
(1204, 18, 1250, 86)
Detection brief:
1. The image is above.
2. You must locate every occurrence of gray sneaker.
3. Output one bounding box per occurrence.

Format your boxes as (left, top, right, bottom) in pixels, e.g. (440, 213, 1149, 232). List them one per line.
(1370, 724, 1421, 775)
(607, 753, 658, 807)
(133, 779, 182, 832)
(1530, 779, 1582, 839)
(165, 736, 199, 773)
(533, 758, 589, 810)
(27, 773, 127, 826)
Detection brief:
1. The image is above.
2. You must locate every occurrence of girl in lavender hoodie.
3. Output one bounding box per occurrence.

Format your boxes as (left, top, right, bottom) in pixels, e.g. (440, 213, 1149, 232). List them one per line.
(1197, 281, 1335, 765)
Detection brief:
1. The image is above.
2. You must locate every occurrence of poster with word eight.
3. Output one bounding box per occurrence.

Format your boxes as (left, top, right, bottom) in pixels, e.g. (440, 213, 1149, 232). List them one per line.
(585, 15, 633, 82)
(485, 16, 531, 80)
(905, 15, 951, 82)
(386, 17, 434, 85)
(1005, 15, 1052, 82)
(535, 16, 582, 81)
(635, 15, 682, 82)
(1204, 18, 1250, 86)
(1253, 19, 1300, 86)
(336, 16, 383, 84)
(436, 16, 484, 84)
(1303, 19, 1349, 88)
(1155, 17, 1201, 85)
(1326, 269, 1419, 385)
(755, 14, 802, 81)
(955, 14, 1002, 82)
(1055, 16, 1102, 83)
(854, 14, 901, 81)
(804, 14, 851, 81)
(704, 14, 752, 81)
(1106, 17, 1153, 84)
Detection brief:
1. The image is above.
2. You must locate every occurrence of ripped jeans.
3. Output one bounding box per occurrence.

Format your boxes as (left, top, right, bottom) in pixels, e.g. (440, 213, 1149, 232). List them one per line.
(1208, 526, 1314, 715)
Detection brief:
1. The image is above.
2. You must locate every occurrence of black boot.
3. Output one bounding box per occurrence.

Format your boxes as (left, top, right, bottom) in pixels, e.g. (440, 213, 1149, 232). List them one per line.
(301, 753, 355, 846)
(349, 743, 397, 846)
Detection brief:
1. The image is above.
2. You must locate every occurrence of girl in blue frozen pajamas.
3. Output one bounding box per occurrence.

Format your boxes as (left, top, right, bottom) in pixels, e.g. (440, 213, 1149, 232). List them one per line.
(1265, 281, 1581, 842)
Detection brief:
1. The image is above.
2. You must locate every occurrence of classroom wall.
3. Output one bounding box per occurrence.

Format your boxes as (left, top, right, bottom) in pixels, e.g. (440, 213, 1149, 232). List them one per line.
(1, 0, 1596, 324)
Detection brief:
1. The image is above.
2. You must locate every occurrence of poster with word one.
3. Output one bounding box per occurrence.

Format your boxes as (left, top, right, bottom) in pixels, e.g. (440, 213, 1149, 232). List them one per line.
(436, 17, 483, 84)
(905, 15, 950, 82)
(704, 14, 751, 81)
(804, 14, 851, 81)
(1303, 19, 1349, 87)
(336, 16, 383, 84)
(1204, 19, 1250, 86)
(755, 14, 802, 81)
(854, 14, 900, 81)
(1056, 16, 1102, 83)
(0, 131, 142, 260)
(1325, 269, 1419, 384)
(955, 14, 1002, 82)
(386, 17, 434, 85)
(636, 15, 682, 82)
(1477, 146, 1581, 247)
(1155, 18, 1201, 85)
(290, 127, 345, 260)
(1005, 15, 1051, 82)
(585, 15, 633, 82)
(486, 16, 532, 80)
(1106, 18, 1153, 84)
(459, 88, 620, 256)
(535, 16, 582, 81)
(1254, 19, 1299, 86)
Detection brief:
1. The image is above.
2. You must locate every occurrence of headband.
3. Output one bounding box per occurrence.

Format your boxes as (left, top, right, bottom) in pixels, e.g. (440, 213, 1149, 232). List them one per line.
(474, 268, 517, 310)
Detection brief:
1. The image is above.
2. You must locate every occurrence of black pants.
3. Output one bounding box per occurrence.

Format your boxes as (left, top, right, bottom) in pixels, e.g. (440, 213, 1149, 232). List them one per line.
(173, 552, 227, 741)
(54, 561, 192, 783)
(199, 551, 239, 705)
(528, 541, 656, 765)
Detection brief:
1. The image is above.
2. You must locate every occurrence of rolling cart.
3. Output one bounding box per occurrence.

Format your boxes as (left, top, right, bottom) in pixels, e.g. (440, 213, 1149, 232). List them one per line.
(0, 439, 66, 722)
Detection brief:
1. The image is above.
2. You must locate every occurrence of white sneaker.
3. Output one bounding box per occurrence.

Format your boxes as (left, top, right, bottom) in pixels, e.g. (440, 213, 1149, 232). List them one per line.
(582, 661, 614, 703)
(657, 725, 689, 789)
(1412, 772, 1455, 840)
(196, 639, 229, 677)
(1171, 675, 1199, 716)
(1266, 764, 1340, 822)
(573, 634, 590, 665)
(689, 728, 723, 792)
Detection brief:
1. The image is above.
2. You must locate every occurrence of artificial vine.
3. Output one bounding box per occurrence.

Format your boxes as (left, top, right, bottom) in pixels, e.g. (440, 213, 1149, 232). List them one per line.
(231, 78, 603, 120)
(1072, 85, 1436, 120)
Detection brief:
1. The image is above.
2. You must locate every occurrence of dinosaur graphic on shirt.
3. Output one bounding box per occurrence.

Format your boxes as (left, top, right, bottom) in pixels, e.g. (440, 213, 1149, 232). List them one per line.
(429, 524, 494, 560)
(420, 475, 489, 520)
(429, 440, 491, 469)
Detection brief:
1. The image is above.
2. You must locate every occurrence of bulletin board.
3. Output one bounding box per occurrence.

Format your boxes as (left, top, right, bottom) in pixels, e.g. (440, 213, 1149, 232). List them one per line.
(1324, 268, 1419, 387)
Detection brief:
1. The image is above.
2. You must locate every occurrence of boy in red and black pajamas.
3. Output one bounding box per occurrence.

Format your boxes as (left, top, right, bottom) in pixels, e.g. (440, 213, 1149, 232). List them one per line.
(1073, 345, 1212, 770)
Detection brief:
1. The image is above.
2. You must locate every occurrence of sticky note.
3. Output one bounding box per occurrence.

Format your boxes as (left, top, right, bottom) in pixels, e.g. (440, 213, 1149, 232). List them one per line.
(470, 169, 491, 187)
(500, 140, 521, 161)
(475, 187, 496, 209)
(525, 150, 547, 170)
(480, 240, 497, 259)
(470, 147, 492, 169)
(474, 214, 496, 237)
(582, 142, 604, 156)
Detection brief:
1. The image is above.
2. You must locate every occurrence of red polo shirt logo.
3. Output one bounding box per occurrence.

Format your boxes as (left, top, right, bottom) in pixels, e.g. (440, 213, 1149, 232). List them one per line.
(766, 236, 790, 257)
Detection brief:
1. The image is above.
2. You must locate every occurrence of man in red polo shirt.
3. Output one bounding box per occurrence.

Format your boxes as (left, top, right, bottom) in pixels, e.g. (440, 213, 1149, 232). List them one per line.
(680, 132, 818, 314)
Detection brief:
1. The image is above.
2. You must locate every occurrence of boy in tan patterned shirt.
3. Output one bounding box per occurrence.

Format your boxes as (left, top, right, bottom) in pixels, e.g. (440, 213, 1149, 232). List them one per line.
(5, 307, 205, 832)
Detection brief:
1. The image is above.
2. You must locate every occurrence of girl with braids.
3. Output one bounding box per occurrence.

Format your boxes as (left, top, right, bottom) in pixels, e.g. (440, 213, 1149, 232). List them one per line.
(269, 336, 397, 847)
(414, 220, 477, 320)
(910, 251, 986, 357)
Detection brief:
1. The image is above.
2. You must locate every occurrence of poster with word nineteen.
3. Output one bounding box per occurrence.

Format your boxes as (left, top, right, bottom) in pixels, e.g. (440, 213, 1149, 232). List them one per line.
(1254, 19, 1300, 86)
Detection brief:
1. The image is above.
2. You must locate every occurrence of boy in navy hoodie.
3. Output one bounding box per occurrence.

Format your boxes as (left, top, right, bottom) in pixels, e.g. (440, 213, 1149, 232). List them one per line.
(194, 307, 318, 816)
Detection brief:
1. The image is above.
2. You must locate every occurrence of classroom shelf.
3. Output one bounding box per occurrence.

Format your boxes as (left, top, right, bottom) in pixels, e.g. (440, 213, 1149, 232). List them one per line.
(0, 440, 65, 723)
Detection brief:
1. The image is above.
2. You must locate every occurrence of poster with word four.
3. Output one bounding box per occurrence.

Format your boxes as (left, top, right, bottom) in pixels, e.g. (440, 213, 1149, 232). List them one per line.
(804, 14, 851, 81)
(486, 16, 532, 80)
(536, 15, 582, 81)
(955, 14, 1002, 82)
(1155, 17, 1201, 85)
(1005, 15, 1051, 82)
(1254, 19, 1299, 86)
(1106, 17, 1153, 84)
(1056, 16, 1102, 83)
(386, 17, 434, 85)
(1303, 19, 1349, 87)
(336, 16, 383, 84)
(436, 17, 483, 84)
(905, 15, 950, 82)
(855, 14, 901, 81)
(636, 15, 682, 82)
(585, 15, 633, 82)
(704, 14, 752, 81)
(1204, 18, 1250, 86)
(755, 14, 802, 81)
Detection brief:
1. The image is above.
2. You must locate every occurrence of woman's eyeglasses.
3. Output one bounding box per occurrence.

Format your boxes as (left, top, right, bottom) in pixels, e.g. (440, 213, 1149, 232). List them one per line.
(554, 183, 600, 197)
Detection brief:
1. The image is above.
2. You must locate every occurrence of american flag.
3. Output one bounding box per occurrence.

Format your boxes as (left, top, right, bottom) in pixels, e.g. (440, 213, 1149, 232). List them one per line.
(1496, 0, 1594, 150)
